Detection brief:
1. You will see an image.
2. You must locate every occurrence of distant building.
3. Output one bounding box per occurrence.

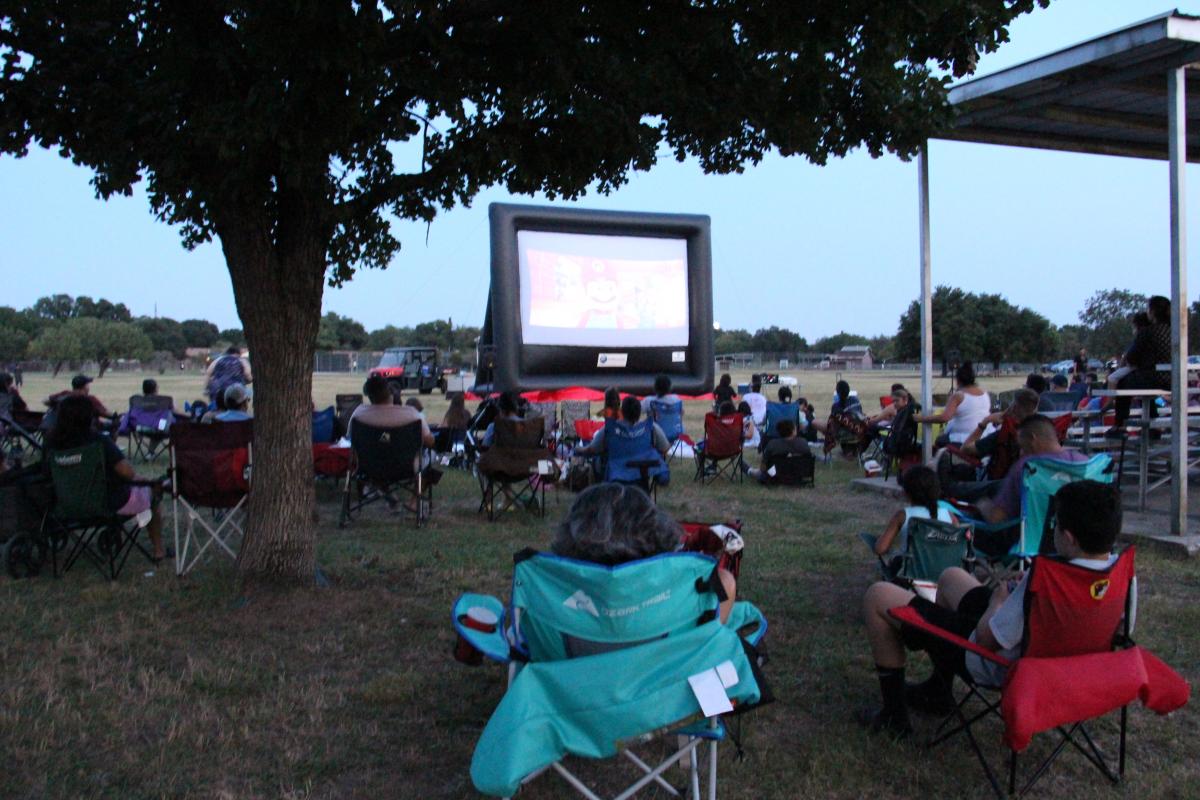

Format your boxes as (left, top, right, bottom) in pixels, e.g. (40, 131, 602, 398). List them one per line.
(830, 345, 872, 369)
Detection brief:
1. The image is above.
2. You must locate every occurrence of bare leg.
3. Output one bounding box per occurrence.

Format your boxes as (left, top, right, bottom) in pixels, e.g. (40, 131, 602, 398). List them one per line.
(934, 567, 981, 611)
(148, 502, 165, 559)
(863, 581, 916, 669)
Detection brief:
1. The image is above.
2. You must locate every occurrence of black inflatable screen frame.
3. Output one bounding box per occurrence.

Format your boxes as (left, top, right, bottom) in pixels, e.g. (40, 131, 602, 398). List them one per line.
(487, 202, 713, 396)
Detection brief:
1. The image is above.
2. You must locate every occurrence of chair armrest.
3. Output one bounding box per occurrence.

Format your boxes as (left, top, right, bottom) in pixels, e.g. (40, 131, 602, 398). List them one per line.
(887, 605, 1012, 668)
(724, 600, 767, 647)
(452, 593, 511, 664)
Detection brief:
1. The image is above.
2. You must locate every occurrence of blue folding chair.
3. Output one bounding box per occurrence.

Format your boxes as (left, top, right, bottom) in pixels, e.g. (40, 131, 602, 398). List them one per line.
(759, 401, 801, 450)
(649, 398, 689, 460)
(603, 419, 669, 499)
(454, 550, 768, 799)
(311, 406, 336, 444)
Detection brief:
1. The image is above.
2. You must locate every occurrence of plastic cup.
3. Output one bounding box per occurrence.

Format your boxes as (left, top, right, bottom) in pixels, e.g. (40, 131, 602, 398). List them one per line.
(463, 606, 498, 633)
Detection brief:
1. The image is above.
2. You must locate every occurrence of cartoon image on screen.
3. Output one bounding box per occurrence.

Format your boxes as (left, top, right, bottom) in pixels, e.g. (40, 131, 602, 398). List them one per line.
(518, 231, 689, 348)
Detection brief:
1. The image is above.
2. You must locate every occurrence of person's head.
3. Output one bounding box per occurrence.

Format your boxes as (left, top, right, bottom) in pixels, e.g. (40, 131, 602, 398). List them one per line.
(552, 483, 681, 565)
(447, 392, 466, 414)
(47, 393, 96, 449)
(223, 383, 249, 411)
(497, 390, 520, 417)
(1078, 348, 1087, 357)
(1132, 311, 1151, 330)
(1053, 480, 1121, 558)
(1086, 372, 1098, 383)
(797, 396, 810, 411)
(653, 374, 671, 397)
(835, 379, 850, 402)
(1025, 373, 1048, 394)
(778, 386, 792, 403)
(405, 397, 423, 413)
(750, 375, 761, 392)
(225, 345, 241, 356)
(1148, 295, 1170, 324)
(1050, 373, 1069, 390)
(620, 395, 642, 423)
(955, 361, 976, 388)
(363, 375, 392, 405)
(71, 374, 93, 394)
(0, 372, 12, 392)
(899, 465, 940, 518)
(1017, 414, 1061, 456)
(776, 419, 796, 439)
(718, 400, 736, 416)
(1070, 372, 1083, 384)
(1011, 388, 1040, 421)
(603, 387, 621, 411)
(890, 388, 910, 409)
(890, 383, 906, 394)
(736, 400, 752, 418)
(718, 373, 732, 388)
(142, 378, 158, 396)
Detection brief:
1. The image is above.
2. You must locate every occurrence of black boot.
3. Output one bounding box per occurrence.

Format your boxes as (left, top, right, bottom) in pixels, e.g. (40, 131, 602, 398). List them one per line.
(858, 666, 912, 738)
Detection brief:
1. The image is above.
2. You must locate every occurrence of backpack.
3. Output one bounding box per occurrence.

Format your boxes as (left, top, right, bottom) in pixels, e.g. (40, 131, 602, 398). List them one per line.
(883, 404, 919, 458)
(207, 355, 247, 399)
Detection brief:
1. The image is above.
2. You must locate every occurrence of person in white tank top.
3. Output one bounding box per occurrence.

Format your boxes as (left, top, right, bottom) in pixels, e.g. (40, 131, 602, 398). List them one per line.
(914, 362, 991, 447)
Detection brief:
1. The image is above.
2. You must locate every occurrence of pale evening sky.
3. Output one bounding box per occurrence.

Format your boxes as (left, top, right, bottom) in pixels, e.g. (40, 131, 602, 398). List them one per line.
(1, 1, 1197, 341)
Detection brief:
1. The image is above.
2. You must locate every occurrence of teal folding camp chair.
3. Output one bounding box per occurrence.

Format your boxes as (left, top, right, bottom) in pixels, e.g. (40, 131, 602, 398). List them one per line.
(965, 454, 1113, 572)
(454, 550, 768, 799)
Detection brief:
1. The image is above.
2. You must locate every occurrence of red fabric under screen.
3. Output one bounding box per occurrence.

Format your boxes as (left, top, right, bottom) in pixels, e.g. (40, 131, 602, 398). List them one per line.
(1023, 549, 1135, 660)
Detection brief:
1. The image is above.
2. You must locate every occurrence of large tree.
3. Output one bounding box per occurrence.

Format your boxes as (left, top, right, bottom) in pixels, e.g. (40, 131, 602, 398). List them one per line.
(1077, 289, 1147, 361)
(1, 2, 1044, 586)
(895, 286, 1055, 369)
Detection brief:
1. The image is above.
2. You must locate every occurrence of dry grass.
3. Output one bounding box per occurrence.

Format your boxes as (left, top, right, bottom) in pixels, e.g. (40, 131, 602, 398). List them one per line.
(3, 369, 1198, 799)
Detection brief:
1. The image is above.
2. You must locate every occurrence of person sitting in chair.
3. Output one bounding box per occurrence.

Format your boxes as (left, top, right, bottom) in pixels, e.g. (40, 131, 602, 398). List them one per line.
(0, 371, 27, 413)
(480, 391, 523, 449)
(214, 384, 253, 422)
(642, 373, 682, 417)
(1037, 373, 1077, 412)
(744, 419, 810, 483)
(576, 396, 670, 462)
(975, 414, 1088, 524)
(48, 374, 113, 426)
(867, 383, 908, 427)
(741, 377, 767, 426)
(857, 480, 1121, 736)
(45, 394, 169, 562)
(552, 482, 736, 623)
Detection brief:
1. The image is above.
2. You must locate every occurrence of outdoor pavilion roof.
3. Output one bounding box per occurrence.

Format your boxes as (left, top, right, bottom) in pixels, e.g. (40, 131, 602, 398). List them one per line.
(939, 10, 1200, 161)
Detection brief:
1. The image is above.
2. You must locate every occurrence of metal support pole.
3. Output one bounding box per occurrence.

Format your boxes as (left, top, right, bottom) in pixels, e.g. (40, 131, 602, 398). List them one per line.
(918, 145, 934, 463)
(1168, 67, 1188, 537)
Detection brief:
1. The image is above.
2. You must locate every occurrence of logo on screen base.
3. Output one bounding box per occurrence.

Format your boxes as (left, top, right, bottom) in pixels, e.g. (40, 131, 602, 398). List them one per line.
(597, 353, 628, 368)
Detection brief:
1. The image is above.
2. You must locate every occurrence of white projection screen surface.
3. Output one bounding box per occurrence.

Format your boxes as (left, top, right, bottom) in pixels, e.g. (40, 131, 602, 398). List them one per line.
(517, 230, 690, 347)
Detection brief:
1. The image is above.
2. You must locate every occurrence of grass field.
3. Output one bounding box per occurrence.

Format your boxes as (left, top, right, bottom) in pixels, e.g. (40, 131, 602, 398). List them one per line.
(3, 370, 1198, 799)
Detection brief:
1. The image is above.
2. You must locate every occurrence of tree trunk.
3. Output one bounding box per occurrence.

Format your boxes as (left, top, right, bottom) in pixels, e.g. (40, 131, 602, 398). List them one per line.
(218, 210, 325, 589)
(98, 358, 110, 378)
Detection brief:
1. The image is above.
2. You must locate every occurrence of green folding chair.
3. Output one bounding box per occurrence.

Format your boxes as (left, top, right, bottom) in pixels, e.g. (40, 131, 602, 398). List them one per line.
(43, 441, 153, 580)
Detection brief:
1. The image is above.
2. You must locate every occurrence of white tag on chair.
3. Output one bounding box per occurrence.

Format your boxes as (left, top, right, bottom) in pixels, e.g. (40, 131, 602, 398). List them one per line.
(135, 509, 153, 528)
(715, 660, 739, 689)
(158, 418, 168, 431)
(688, 668, 734, 717)
(766, 466, 777, 477)
(537, 459, 555, 475)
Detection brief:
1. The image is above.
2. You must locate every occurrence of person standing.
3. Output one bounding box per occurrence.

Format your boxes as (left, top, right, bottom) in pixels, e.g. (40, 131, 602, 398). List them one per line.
(205, 346, 253, 405)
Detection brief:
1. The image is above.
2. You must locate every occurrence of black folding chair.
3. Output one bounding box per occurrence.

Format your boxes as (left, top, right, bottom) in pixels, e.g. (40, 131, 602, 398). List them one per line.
(341, 420, 432, 527)
(477, 416, 547, 521)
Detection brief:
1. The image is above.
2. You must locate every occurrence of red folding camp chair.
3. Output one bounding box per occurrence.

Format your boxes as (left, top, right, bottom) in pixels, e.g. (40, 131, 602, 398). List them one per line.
(694, 412, 744, 484)
(888, 547, 1189, 798)
(169, 421, 252, 576)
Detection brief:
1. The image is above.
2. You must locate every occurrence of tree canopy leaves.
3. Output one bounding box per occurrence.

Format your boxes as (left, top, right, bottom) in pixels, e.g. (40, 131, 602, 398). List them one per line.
(894, 286, 1056, 367)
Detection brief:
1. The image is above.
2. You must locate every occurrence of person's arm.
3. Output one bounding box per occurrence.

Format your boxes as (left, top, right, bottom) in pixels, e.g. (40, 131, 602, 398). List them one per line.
(974, 575, 1026, 651)
(652, 423, 670, 456)
(717, 568, 737, 624)
(420, 420, 435, 448)
(114, 457, 137, 482)
(575, 427, 603, 455)
(241, 357, 253, 384)
(874, 509, 907, 556)
(916, 392, 961, 425)
(205, 359, 217, 379)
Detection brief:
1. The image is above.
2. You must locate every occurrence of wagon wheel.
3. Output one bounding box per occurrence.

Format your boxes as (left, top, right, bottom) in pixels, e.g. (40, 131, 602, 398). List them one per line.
(3, 533, 47, 579)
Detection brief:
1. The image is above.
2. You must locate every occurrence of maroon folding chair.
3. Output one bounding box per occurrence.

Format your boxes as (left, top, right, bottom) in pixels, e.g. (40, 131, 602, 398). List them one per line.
(888, 547, 1189, 797)
(694, 412, 744, 484)
(169, 421, 252, 576)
